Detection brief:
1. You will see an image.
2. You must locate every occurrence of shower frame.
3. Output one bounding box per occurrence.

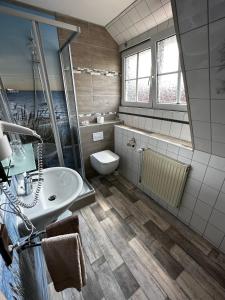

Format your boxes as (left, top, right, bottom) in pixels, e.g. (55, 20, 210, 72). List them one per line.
(0, 4, 82, 170)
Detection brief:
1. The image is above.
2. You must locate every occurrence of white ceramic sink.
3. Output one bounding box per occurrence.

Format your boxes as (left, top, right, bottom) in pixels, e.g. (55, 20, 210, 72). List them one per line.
(17, 167, 83, 235)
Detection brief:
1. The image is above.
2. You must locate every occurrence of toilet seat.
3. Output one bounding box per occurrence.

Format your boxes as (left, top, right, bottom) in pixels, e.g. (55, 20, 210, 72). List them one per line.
(91, 150, 119, 164)
(90, 150, 120, 175)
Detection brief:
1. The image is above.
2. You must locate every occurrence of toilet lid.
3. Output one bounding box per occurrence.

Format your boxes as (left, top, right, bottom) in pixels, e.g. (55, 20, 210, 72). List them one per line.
(91, 150, 119, 164)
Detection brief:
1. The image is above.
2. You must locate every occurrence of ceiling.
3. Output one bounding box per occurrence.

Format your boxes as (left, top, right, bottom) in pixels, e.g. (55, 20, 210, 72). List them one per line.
(14, 0, 135, 26)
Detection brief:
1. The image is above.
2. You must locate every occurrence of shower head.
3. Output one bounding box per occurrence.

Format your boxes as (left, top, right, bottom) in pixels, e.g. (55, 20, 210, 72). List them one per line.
(0, 121, 41, 161)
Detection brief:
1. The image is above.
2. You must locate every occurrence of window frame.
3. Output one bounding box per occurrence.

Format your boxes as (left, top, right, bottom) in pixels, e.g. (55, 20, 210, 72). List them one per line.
(121, 27, 187, 112)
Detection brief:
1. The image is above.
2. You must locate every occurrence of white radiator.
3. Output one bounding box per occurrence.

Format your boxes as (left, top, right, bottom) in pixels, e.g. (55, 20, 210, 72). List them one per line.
(140, 148, 190, 207)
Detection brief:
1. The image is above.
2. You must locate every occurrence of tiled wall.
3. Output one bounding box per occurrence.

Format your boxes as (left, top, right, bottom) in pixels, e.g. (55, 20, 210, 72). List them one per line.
(172, 0, 225, 157)
(115, 125, 225, 253)
(57, 15, 121, 114)
(106, 0, 172, 44)
(80, 121, 120, 177)
(119, 106, 191, 142)
(57, 15, 121, 176)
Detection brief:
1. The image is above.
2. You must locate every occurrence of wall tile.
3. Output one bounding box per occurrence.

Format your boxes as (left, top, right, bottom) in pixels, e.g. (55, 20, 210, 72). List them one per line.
(180, 124, 191, 141)
(209, 154, 225, 171)
(185, 178, 202, 198)
(204, 223, 224, 247)
(203, 166, 225, 190)
(181, 192, 197, 210)
(210, 67, 225, 99)
(189, 161, 207, 181)
(181, 25, 208, 70)
(209, 209, 225, 232)
(211, 100, 225, 125)
(212, 141, 225, 157)
(189, 99, 210, 122)
(175, 0, 207, 33)
(194, 137, 211, 153)
(212, 123, 225, 143)
(192, 150, 211, 165)
(209, 17, 225, 67)
(209, 0, 225, 22)
(192, 121, 211, 140)
(198, 184, 219, 207)
(178, 206, 192, 224)
(190, 213, 207, 234)
(179, 147, 193, 159)
(194, 199, 212, 220)
(215, 191, 225, 214)
(186, 69, 210, 99)
(169, 122, 182, 138)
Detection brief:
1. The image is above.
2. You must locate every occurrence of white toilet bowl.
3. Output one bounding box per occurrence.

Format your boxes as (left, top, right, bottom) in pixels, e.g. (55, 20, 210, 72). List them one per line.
(90, 150, 120, 175)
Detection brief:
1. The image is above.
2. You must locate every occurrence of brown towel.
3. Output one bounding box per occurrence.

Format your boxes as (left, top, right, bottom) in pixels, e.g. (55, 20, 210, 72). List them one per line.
(42, 233, 86, 292)
(46, 215, 79, 238)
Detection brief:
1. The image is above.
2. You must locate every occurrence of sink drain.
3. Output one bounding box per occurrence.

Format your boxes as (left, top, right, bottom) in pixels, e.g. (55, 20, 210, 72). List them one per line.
(48, 195, 57, 201)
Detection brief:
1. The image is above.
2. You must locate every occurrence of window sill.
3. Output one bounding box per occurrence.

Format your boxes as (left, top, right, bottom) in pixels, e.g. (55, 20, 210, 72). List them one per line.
(121, 101, 187, 112)
(115, 124, 192, 149)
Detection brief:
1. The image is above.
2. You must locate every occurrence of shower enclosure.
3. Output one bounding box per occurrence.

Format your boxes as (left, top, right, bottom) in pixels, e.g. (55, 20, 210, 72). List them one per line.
(0, 4, 93, 195)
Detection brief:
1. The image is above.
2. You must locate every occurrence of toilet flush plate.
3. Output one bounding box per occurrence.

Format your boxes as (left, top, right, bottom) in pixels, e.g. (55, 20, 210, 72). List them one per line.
(93, 131, 104, 141)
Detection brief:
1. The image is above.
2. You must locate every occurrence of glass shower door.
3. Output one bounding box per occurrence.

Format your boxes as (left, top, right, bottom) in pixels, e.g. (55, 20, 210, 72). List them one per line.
(59, 44, 85, 177)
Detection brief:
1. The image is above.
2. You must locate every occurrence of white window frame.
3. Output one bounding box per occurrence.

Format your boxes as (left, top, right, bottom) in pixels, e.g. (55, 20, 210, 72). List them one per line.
(121, 27, 187, 112)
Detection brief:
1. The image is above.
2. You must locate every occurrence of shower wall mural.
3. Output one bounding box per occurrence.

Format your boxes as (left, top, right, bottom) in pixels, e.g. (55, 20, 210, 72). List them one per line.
(0, 3, 76, 169)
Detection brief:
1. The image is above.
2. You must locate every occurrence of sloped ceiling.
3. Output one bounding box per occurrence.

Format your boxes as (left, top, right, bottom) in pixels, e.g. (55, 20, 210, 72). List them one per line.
(171, 0, 225, 157)
(13, 0, 135, 26)
(106, 0, 172, 44)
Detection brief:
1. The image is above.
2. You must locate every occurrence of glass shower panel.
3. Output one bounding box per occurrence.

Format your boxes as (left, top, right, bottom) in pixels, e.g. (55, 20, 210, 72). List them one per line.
(59, 44, 84, 176)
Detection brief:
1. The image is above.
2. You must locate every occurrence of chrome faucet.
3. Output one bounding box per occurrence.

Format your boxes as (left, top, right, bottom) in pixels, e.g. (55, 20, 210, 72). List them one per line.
(24, 173, 33, 195)
(16, 172, 33, 196)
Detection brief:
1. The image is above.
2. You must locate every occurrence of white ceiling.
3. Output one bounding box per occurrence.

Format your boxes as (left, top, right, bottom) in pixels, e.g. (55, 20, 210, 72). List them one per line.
(15, 0, 135, 26)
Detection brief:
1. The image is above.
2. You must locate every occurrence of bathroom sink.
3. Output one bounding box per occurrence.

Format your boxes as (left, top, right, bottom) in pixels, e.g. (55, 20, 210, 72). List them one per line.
(17, 167, 83, 235)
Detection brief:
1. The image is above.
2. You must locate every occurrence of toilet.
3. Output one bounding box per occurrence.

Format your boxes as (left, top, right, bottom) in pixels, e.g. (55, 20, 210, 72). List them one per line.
(90, 150, 120, 175)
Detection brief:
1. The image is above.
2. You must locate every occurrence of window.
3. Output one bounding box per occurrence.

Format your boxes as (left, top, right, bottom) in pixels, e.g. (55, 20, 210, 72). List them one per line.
(157, 35, 186, 105)
(125, 48, 152, 104)
(122, 30, 187, 110)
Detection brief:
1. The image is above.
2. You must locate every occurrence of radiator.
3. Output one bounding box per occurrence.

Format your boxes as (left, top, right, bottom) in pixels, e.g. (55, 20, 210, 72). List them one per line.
(140, 148, 190, 208)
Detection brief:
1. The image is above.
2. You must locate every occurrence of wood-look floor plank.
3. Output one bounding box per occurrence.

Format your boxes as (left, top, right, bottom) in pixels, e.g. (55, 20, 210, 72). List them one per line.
(135, 200, 170, 231)
(125, 215, 155, 249)
(76, 211, 103, 264)
(135, 188, 213, 255)
(112, 181, 139, 203)
(113, 263, 140, 299)
(92, 177, 112, 198)
(82, 254, 105, 300)
(170, 245, 225, 300)
(109, 186, 150, 224)
(106, 193, 131, 219)
(116, 175, 136, 190)
(101, 217, 167, 300)
(92, 258, 126, 300)
(91, 202, 107, 222)
(95, 188, 112, 212)
(129, 238, 189, 300)
(129, 288, 149, 300)
(81, 206, 123, 271)
(144, 220, 174, 250)
(167, 227, 225, 289)
(154, 247, 184, 280)
(106, 208, 135, 241)
(177, 271, 213, 300)
(209, 249, 225, 271)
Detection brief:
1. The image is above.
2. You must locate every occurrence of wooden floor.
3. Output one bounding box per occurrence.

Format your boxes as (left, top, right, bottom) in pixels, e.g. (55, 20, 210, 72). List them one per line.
(49, 174, 225, 300)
